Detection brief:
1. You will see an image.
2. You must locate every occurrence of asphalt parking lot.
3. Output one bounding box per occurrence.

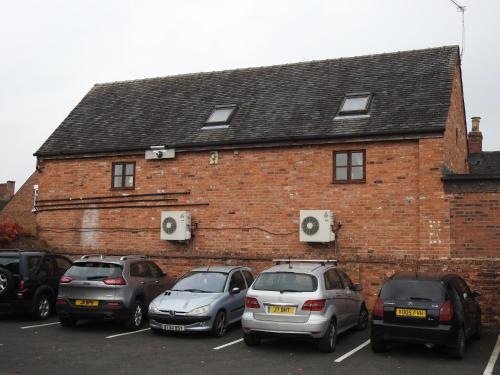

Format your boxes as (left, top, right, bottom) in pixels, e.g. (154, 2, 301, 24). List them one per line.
(0, 316, 498, 375)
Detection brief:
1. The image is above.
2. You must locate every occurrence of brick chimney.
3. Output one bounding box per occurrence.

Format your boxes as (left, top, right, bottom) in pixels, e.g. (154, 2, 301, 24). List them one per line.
(468, 116, 483, 154)
(0, 181, 15, 201)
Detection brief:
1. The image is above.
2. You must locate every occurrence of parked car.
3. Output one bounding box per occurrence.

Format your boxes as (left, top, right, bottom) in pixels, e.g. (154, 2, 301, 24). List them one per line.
(148, 266, 254, 337)
(241, 259, 368, 353)
(0, 249, 72, 320)
(56, 255, 174, 330)
(370, 272, 482, 359)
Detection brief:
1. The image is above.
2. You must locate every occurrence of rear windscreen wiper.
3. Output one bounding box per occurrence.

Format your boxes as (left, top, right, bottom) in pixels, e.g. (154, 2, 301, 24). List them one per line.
(279, 289, 301, 293)
(86, 276, 108, 280)
(409, 296, 432, 301)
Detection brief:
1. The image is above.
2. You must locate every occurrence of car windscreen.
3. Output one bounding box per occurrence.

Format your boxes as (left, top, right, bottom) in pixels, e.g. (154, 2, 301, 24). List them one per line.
(65, 262, 123, 280)
(380, 280, 446, 302)
(172, 271, 228, 293)
(0, 256, 20, 274)
(252, 272, 318, 292)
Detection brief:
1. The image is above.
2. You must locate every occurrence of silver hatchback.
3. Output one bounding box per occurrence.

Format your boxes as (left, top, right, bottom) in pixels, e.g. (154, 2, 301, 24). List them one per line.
(241, 259, 368, 352)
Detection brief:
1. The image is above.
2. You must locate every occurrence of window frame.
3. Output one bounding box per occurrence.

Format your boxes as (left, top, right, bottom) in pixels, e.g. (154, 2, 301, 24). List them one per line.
(333, 150, 366, 184)
(337, 92, 373, 116)
(111, 161, 136, 190)
(204, 104, 238, 127)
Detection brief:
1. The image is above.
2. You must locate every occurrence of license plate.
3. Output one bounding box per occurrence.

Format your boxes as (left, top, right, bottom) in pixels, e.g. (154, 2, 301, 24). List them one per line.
(162, 324, 185, 332)
(269, 306, 296, 314)
(74, 299, 99, 307)
(395, 308, 426, 318)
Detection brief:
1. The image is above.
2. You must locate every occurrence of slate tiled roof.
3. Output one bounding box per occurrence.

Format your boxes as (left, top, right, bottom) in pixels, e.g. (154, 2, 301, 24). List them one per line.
(469, 152, 500, 176)
(35, 46, 460, 156)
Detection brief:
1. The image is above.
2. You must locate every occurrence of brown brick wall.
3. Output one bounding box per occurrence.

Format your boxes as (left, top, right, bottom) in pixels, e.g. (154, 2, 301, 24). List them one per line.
(37, 139, 455, 258)
(449, 192, 500, 258)
(0, 172, 38, 236)
(443, 64, 469, 174)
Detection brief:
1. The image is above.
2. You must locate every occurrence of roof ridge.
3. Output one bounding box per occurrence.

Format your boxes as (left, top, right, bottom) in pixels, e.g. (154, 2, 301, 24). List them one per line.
(94, 45, 460, 87)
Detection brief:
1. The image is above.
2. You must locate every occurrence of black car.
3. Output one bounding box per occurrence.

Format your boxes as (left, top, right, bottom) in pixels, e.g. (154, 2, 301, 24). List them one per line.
(0, 250, 73, 320)
(370, 272, 481, 359)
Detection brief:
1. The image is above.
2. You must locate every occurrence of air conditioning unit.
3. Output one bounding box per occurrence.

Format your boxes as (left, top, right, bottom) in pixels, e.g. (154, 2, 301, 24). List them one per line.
(160, 211, 191, 241)
(299, 210, 335, 243)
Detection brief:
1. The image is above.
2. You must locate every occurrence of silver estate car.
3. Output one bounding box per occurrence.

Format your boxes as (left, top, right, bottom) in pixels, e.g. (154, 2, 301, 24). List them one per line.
(241, 259, 368, 352)
(57, 255, 174, 330)
(148, 266, 254, 337)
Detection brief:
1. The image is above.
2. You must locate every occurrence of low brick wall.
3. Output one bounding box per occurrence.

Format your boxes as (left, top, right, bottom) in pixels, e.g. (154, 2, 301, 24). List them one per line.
(58, 250, 499, 327)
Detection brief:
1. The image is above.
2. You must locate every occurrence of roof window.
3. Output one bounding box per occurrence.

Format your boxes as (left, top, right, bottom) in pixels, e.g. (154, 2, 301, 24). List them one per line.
(204, 105, 237, 128)
(338, 93, 372, 116)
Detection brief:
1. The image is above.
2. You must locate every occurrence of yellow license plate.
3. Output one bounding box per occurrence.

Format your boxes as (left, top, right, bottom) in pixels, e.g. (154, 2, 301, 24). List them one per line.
(395, 308, 426, 318)
(269, 306, 296, 314)
(75, 299, 99, 307)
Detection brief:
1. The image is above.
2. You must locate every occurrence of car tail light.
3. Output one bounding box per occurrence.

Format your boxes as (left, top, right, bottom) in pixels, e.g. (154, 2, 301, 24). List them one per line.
(245, 297, 260, 309)
(373, 297, 384, 318)
(56, 298, 67, 305)
(105, 301, 123, 309)
(59, 276, 73, 284)
(18, 280, 26, 291)
(103, 277, 127, 285)
(302, 299, 326, 311)
(439, 301, 453, 321)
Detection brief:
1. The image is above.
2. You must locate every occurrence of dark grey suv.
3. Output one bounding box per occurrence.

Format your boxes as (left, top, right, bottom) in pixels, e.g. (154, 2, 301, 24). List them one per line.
(56, 255, 174, 330)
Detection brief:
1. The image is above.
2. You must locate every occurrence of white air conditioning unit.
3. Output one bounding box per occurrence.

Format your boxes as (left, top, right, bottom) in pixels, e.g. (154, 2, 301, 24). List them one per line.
(160, 211, 191, 241)
(299, 210, 335, 243)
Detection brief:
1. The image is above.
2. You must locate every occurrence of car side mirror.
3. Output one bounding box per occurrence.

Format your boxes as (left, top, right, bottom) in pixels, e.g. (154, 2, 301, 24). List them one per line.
(471, 291, 481, 298)
(229, 287, 240, 295)
(161, 271, 167, 277)
(351, 283, 363, 292)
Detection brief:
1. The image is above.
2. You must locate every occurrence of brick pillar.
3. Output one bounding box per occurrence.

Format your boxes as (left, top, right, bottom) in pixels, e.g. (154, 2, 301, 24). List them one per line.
(468, 117, 482, 154)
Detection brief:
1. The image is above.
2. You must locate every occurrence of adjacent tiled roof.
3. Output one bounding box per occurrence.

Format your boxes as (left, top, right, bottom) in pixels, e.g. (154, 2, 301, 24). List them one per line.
(35, 46, 460, 156)
(469, 152, 500, 176)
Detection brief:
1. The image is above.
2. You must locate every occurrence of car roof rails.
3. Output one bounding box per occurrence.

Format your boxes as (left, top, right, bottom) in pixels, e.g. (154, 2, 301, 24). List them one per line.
(273, 259, 338, 267)
(80, 254, 105, 260)
(119, 255, 150, 261)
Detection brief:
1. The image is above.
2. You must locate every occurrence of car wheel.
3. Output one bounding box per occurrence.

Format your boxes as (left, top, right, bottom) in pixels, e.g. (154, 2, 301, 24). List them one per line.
(59, 317, 77, 328)
(356, 304, 369, 330)
(124, 301, 144, 331)
(32, 293, 52, 320)
(450, 327, 466, 359)
(211, 310, 227, 337)
(473, 320, 482, 340)
(0, 267, 14, 296)
(317, 319, 337, 353)
(243, 332, 261, 346)
(370, 338, 388, 353)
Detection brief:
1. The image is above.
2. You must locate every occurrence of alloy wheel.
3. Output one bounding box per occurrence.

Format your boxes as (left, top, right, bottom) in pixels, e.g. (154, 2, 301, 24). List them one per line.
(134, 305, 143, 327)
(0, 273, 6, 292)
(329, 322, 337, 349)
(217, 312, 227, 336)
(39, 296, 50, 319)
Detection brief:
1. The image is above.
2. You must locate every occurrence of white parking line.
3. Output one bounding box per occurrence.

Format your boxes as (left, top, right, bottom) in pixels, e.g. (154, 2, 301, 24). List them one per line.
(106, 328, 150, 339)
(20, 322, 60, 329)
(334, 339, 370, 363)
(483, 334, 500, 375)
(213, 338, 244, 350)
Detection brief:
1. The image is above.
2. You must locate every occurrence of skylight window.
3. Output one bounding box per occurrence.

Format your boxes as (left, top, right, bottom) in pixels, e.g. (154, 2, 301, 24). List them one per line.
(204, 105, 237, 128)
(338, 93, 372, 116)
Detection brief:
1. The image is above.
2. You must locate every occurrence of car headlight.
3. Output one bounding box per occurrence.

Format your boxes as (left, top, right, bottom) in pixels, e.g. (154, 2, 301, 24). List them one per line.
(188, 305, 210, 315)
(149, 302, 160, 313)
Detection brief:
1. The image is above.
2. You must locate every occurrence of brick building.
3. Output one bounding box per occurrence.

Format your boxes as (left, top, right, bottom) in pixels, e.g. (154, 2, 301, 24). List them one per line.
(19, 45, 499, 323)
(0, 181, 15, 211)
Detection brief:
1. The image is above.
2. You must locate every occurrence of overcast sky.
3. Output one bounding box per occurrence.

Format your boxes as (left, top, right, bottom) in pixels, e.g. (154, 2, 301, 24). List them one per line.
(1, 0, 499, 190)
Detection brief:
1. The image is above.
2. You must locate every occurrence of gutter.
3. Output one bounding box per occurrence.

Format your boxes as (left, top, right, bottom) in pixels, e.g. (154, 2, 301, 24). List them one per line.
(34, 127, 445, 159)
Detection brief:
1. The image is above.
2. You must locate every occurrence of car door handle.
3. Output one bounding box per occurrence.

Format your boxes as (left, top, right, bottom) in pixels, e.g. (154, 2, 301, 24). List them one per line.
(154, 280, 160, 284)
(140, 281, 145, 285)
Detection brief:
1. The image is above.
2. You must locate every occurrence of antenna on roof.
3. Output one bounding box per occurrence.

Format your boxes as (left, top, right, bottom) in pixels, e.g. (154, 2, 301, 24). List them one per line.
(449, 0, 466, 59)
